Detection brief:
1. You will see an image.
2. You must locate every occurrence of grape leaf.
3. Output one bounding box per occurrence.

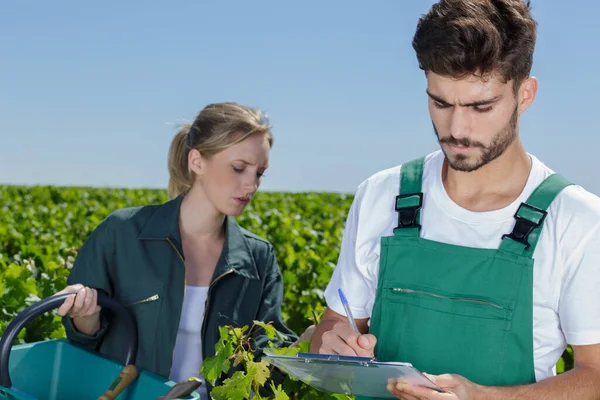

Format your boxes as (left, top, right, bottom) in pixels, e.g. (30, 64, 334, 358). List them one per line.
(253, 320, 277, 340)
(209, 371, 252, 400)
(247, 359, 270, 387)
(200, 339, 234, 384)
(270, 382, 291, 400)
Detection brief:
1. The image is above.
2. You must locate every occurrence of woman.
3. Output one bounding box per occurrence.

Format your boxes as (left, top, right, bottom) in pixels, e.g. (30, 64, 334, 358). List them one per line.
(55, 102, 304, 398)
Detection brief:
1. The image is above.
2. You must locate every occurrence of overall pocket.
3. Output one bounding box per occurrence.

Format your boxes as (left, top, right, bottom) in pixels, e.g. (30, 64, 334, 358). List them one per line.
(378, 284, 513, 386)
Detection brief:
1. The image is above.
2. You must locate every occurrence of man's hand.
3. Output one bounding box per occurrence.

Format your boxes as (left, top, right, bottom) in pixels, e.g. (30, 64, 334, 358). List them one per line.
(387, 344, 600, 400)
(319, 320, 377, 357)
(309, 307, 376, 357)
(387, 373, 480, 400)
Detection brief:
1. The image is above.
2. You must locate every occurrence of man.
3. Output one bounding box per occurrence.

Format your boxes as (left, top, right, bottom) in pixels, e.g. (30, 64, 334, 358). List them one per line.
(310, 1, 600, 399)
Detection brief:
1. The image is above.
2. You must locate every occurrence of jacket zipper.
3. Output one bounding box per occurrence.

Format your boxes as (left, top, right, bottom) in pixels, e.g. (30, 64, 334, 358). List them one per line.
(167, 236, 234, 381)
(167, 237, 187, 380)
(126, 294, 159, 306)
(201, 269, 234, 338)
(391, 287, 505, 309)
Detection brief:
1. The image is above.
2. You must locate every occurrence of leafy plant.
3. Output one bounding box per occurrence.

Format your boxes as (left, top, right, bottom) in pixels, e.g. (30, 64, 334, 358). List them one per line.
(200, 320, 353, 400)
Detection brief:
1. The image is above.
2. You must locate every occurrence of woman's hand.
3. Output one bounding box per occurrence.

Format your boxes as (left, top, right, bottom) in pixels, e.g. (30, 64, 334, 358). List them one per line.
(55, 284, 102, 336)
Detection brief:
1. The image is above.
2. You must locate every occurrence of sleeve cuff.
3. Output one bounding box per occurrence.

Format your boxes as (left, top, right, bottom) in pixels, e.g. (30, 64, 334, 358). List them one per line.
(565, 330, 600, 346)
(62, 311, 109, 347)
(324, 291, 370, 320)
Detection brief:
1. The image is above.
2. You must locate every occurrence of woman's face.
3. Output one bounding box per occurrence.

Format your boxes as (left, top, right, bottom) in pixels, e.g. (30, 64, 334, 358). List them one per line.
(191, 133, 271, 216)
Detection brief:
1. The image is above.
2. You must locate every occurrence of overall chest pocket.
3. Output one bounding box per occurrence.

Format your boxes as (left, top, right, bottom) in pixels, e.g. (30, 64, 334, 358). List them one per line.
(384, 285, 512, 321)
(377, 283, 514, 386)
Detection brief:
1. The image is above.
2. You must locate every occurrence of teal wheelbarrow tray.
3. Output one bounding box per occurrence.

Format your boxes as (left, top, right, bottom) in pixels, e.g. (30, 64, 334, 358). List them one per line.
(0, 293, 201, 400)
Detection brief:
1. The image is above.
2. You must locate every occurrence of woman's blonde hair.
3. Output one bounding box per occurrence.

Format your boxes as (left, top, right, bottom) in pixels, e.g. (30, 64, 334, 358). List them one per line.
(167, 102, 273, 199)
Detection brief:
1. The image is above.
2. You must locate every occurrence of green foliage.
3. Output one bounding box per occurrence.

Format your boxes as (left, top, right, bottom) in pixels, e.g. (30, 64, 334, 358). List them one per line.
(0, 185, 574, 398)
(201, 321, 352, 400)
(0, 186, 167, 344)
(556, 346, 574, 374)
(201, 322, 280, 400)
(236, 192, 352, 336)
(0, 185, 351, 397)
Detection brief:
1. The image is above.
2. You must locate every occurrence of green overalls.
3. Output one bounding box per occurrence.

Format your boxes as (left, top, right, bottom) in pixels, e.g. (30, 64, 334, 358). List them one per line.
(363, 157, 572, 398)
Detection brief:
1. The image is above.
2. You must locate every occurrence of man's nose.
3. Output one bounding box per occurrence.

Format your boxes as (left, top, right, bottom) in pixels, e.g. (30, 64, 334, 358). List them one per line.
(449, 107, 472, 139)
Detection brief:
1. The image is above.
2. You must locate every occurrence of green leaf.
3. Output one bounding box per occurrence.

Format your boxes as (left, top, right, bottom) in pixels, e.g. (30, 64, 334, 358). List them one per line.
(253, 320, 277, 340)
(267, 345, 301, 357)
(5, 264, 22, 279)
(200, 339, 234, 385)
(232, 326, 247, 341)
(247, 359, 270, 387)
(270, 382, 291, 400)
(209, 371, 252, 400)
(295, 340, 311, 353)
(232, 351, 245, 368)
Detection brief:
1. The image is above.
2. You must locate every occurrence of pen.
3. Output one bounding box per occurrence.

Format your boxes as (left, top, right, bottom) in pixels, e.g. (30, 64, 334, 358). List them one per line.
(338, 288, 360, 334)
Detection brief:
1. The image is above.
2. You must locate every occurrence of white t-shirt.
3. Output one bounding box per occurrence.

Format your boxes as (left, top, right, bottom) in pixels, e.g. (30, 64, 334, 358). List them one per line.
(324, 150, 600, 382)
(170, 285, 210, 399)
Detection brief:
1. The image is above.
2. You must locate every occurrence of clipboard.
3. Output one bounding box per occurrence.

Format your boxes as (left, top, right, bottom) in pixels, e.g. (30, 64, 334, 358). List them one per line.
(263, 351, 444, 398)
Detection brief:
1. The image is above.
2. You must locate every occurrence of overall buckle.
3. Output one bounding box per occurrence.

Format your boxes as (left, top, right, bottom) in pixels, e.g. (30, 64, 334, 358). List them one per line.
(394, 193, 423, 230)
(501, 202, 548, 250)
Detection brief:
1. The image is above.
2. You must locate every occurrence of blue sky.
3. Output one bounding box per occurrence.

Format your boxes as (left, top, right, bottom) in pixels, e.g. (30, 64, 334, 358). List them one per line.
(2, 1, 598, 194)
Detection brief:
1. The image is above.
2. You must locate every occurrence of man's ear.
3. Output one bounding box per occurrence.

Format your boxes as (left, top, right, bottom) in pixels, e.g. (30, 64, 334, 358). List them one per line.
(517, 76, 538, 114)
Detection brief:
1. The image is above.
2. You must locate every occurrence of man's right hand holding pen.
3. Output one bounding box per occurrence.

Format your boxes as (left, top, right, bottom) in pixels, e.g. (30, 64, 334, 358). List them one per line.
(309, 288, 378, 358)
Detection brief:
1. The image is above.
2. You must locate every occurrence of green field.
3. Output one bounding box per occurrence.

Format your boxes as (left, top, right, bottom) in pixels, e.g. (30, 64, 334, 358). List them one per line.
(0, 185, 573, 398)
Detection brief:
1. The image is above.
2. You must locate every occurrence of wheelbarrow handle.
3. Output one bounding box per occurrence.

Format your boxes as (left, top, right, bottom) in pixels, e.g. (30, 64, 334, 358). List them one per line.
(0, 292, 138, 389)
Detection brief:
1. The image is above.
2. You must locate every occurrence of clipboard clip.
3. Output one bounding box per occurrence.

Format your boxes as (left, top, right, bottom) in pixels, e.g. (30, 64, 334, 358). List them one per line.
(297, 353, 377, 366)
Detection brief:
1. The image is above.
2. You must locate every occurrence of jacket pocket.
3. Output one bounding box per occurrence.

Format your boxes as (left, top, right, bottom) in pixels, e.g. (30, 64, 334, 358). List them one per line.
(118, 289, 164, 369)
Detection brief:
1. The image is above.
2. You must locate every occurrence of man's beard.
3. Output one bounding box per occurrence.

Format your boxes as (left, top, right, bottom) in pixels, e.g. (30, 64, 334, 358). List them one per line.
(434, 106, 519, 172)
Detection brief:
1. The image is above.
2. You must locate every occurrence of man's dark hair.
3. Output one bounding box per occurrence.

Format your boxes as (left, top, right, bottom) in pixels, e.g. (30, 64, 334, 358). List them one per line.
(412, 0, 537, 91)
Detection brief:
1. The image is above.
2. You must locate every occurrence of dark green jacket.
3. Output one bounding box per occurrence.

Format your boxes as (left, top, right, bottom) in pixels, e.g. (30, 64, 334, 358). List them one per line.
(62, 194, 297, 393)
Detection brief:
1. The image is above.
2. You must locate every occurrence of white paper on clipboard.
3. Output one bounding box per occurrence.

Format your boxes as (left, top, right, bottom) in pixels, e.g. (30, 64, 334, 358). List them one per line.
(263, 351, 444, 398)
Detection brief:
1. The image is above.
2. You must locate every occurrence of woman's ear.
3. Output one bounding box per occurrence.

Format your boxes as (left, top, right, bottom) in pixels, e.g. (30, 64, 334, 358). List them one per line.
(188, 149, 204, 177)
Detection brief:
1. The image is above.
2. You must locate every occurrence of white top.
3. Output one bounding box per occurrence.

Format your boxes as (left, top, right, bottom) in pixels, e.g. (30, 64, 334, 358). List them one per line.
(170, 285, 210, 399)
(324, 150, 600, 382)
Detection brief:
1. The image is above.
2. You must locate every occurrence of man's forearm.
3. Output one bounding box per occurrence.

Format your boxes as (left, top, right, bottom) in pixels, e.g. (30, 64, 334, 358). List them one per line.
(477, 366, 600, 400)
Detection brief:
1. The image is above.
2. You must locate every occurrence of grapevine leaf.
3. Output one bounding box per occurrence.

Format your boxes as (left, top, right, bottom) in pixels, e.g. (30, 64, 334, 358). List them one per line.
(209, 371, 252, 400)
(270, 382, 291, 400)
(247, 359, 270, 388)
(200, 339, 233, 385)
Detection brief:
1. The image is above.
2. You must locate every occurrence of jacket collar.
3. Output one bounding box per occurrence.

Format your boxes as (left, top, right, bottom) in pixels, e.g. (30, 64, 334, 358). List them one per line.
(138, 194, 259, 281)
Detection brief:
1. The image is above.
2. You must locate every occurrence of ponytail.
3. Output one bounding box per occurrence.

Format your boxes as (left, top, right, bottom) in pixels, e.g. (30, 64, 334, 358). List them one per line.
(167, 124, 192, 199)
(167, 102, 273, 199)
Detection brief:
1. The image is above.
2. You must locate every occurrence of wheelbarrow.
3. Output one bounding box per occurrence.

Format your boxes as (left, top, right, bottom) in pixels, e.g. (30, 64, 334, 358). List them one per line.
(0, 292, 202, 400)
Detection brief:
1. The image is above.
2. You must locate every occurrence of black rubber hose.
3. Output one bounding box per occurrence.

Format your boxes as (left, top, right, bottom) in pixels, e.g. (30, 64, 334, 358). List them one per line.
(0, 292, 138, 388)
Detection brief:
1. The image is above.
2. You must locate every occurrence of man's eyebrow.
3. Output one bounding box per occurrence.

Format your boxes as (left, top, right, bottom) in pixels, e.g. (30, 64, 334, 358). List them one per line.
(426, 90, 451, 105)
(426, 90, 503, 107)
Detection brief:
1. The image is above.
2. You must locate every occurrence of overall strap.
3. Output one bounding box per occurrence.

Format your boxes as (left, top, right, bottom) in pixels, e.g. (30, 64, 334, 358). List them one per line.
(393, 157, 425, 237)
(499, 173, 573, 257)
